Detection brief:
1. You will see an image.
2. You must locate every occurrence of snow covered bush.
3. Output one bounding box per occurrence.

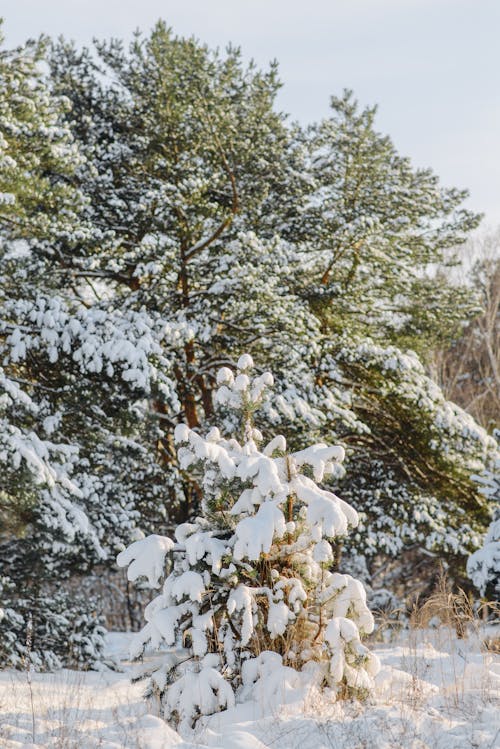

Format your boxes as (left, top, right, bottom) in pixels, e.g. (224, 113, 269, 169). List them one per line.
(0, 576, 106, 670)
(118, 355, 380, 730)
(467, 447, 500, 599)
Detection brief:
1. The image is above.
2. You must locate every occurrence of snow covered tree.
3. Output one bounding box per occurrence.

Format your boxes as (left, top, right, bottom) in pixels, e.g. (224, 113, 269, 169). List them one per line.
(45, 24, 316, 523)
(118, 356, 380, 730)
(322, 340, 500, 597)
(301, 89, 480, 356)
(0, 576, 106, 671)
(45, 26, 499, 606)
(467, 438, 500, 600)
(0, 24, 85, 242)
(2, 18, 494, 651)
(45, 28, 483, 516)
(0, 28, 122, 668)
(0, 291, 176, 666)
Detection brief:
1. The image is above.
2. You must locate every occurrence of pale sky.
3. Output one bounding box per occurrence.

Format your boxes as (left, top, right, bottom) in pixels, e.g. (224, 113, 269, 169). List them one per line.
(2, 1, 500, 227)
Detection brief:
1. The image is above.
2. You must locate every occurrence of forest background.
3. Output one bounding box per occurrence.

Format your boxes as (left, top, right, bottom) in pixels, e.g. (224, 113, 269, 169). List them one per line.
(0, 12, 499, 670)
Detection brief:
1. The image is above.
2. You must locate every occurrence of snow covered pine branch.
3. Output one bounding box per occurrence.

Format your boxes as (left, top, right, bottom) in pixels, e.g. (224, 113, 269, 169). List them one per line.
(467, 452, 500, 598)
(117, 355, 379, 731)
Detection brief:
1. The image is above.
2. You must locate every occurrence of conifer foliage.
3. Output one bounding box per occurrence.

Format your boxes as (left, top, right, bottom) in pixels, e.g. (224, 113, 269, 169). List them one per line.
(0, 26, 109, 669)
(118, 355, 379, 729)
(1, 20, 499, 677)
(467, 442, 500, 598)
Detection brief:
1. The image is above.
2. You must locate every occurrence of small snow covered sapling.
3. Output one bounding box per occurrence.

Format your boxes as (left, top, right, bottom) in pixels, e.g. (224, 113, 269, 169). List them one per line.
(118, 355, 380, 729)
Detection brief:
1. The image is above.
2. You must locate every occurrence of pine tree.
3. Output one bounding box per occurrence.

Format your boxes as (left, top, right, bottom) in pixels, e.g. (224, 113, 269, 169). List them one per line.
(2, 19, 495, 643)
(322, 340, 499, 597)
(0, 26, 85, 241)
(45, 26, 499, 603)
(301, 89, 481, 356)
(467, 436, 500, 599)
(45, 24, 317, 522)
(0, 27, 116, 668)
(118, 355, 379, 730)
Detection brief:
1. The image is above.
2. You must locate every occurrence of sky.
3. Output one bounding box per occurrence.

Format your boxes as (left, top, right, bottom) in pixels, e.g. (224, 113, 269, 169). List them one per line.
(2, 1, 500, 228)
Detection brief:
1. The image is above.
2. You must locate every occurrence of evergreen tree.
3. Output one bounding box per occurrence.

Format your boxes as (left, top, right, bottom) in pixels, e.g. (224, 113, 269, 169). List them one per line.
(467, 437, 500, 599)
(0, 27, 123, 668)
(46, 24, 316, 521)
(45, 25, 498, 601)
(322, 340, 498, 596)
(118, 355, 379, 730)
(0, 26, 85, 241)
(2, 19, 496, 659)
(301, 89, 481, 356)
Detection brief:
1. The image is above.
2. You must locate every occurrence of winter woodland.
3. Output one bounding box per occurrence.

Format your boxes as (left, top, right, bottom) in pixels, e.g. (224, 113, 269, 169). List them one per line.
(0, 20, 499, 749)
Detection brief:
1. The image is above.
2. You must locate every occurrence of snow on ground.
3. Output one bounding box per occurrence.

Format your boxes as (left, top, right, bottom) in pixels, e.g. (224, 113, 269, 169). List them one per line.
(1, 628, 499, 749)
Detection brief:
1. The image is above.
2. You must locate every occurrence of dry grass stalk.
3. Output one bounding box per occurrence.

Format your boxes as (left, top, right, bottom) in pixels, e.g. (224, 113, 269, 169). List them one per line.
(409, 570, 475, 639)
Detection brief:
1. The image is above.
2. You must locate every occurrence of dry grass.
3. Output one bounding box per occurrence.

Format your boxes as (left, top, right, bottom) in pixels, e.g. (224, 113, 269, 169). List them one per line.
(409, 577, 474, 639)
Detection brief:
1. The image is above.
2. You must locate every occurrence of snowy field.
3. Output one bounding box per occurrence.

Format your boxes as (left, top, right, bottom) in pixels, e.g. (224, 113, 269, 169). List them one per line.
(1, 628, 499, 749)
